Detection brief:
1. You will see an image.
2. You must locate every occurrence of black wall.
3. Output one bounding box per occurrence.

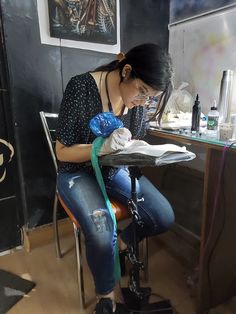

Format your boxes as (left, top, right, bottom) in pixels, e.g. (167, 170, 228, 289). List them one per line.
(0, 0, 169, 249)
(0, 93, 21, 250)
(0, 4, 21, 251)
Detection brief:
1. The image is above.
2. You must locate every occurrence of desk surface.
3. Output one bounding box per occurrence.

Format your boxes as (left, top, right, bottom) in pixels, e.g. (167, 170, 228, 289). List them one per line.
(148, 127, 236, 151)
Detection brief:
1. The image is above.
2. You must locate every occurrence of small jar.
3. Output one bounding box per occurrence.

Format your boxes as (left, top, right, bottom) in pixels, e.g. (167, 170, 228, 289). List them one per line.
(230, 114, 236, 140)
(219, 123, 233, 141)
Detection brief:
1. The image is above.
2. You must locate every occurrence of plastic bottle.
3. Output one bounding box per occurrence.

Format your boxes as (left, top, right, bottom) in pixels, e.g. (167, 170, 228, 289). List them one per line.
(207, 100, 219, 138)
(191, 94, 201, 132)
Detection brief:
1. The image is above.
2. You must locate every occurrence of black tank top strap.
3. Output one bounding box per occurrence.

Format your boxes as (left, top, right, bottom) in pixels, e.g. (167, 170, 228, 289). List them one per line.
(108, 101, 113, 112)
(105, 71, 113, 113)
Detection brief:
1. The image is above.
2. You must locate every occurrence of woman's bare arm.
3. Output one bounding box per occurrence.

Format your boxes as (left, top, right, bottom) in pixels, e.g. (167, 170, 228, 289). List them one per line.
(55, 140, 92, 163)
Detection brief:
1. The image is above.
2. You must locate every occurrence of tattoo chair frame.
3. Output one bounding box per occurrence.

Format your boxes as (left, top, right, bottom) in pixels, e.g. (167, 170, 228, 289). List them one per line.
(39, 111, 148, 310)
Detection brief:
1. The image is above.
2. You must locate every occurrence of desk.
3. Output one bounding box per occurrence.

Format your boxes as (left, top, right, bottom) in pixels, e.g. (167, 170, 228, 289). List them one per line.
(147, 128, 236, 314)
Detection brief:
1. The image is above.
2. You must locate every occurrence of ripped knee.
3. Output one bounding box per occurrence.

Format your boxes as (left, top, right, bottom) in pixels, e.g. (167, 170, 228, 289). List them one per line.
(91, 209, 109, 233)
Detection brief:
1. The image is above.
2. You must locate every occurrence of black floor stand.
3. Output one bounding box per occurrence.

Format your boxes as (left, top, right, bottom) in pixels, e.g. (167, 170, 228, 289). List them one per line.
(121, 167, 174, 314)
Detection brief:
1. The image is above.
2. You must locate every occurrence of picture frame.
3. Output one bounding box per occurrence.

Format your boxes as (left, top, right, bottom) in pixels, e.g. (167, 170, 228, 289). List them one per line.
(37, 0, 120, 54)
(48, 0, 117, 45)
(170, 0, 236, 23)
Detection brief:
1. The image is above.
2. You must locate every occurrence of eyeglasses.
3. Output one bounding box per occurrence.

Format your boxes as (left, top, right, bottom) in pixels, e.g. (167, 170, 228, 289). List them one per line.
(133, 79, 150, 101)
(134, 93, 150, 101)
(133, 78, 161, 102)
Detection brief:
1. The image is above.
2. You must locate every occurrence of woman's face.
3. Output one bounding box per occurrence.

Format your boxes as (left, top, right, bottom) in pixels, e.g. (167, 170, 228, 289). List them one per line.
(119, 76, 162, 109)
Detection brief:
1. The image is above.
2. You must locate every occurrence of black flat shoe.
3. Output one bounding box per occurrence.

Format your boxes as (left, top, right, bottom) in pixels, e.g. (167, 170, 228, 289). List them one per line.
(93, 298, 130, 314)
(94, 298, 114, 314)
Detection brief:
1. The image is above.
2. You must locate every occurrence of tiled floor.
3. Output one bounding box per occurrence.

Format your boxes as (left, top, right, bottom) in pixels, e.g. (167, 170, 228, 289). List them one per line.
(0, 235, 235, 314)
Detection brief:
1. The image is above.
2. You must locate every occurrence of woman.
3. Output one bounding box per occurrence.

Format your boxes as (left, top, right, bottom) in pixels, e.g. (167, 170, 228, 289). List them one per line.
(56, 43, 174, 314)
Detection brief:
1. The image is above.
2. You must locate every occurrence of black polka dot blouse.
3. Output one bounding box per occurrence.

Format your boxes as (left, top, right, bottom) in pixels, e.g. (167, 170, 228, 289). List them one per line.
(56, 72, 147, 174)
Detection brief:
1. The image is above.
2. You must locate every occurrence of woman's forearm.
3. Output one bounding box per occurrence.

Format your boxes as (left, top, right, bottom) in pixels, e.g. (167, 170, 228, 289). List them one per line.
(56, 140, 92, 163)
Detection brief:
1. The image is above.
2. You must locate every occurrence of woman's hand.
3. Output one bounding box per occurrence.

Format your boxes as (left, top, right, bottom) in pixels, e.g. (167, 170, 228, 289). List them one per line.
(98, 128, 132, 156)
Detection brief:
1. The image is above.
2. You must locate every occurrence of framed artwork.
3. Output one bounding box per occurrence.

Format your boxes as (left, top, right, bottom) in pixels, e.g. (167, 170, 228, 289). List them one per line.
(170, 0, 236, 23)
(48, 0, 117, 45)
(37, 0, 120, 53)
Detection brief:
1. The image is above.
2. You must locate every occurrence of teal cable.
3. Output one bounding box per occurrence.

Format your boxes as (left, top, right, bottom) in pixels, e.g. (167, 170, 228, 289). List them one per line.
(91, 137, 121, 282)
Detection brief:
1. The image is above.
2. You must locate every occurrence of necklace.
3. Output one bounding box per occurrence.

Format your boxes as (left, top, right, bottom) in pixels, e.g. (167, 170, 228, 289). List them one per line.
(105, 71, 125, 116)
(98, 71, 103, 94)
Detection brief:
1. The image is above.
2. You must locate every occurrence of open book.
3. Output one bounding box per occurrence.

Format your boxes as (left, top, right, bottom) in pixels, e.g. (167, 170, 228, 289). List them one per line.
(100, 141, 196, 167)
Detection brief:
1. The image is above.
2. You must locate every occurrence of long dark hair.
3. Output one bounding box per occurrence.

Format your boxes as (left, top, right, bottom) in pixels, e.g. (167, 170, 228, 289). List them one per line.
(94, 43, 173, 124)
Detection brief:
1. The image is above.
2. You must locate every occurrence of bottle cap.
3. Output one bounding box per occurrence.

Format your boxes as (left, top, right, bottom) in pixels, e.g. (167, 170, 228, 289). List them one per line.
(223, 70, 234, 77)
(210, 100, 218, 110)
(195, 94, 200, 105)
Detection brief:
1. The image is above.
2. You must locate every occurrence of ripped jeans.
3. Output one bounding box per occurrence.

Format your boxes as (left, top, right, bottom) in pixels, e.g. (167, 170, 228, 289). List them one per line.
(57, 168, 174, 295)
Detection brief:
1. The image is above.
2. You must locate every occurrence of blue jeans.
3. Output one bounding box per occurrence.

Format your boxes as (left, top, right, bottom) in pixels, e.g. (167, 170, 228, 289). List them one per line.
(57, 168, 174, 295)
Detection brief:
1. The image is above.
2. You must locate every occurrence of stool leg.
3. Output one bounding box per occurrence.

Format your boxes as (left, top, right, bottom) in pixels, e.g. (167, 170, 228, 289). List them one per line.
(74, 223, 86, 309)
(53, 192, 62, 258)
(143, 237, 149, 282)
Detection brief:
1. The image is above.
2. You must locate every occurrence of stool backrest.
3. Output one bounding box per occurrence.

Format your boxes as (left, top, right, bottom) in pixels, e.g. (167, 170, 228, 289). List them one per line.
(39, 111, 58, 172)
